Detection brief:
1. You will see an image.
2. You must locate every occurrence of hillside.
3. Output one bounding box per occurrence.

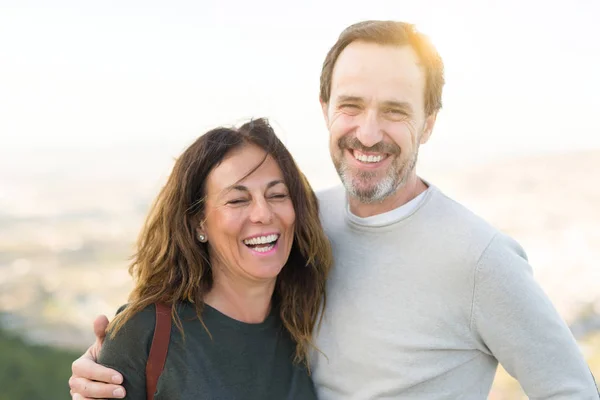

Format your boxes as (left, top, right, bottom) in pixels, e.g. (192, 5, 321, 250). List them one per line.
(0, 325, 79, 400)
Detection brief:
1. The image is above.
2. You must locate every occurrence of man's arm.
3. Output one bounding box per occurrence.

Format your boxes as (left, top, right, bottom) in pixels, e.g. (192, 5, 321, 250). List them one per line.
(471, 233, 599, 399)
(69, 315, 126, 399)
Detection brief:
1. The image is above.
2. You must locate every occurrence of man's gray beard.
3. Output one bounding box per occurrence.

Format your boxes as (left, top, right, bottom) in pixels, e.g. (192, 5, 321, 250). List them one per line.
(335, 151, 418, 204)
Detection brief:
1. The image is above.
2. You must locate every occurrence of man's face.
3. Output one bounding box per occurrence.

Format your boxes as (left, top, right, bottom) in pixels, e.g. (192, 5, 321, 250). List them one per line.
(322, 41, 436, 203)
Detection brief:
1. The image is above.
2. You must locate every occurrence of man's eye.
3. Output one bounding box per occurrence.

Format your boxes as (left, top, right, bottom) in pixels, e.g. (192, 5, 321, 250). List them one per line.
(386, 109, 406, 115)
(341, 104, 359, 109)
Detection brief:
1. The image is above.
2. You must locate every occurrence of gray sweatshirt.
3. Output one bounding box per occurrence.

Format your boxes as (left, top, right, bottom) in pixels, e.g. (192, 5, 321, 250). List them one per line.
(310, 184, 598, 399)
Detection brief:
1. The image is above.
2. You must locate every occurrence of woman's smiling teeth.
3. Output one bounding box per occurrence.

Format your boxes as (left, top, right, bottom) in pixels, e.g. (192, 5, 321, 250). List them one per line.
(352, 150, 386, 163)
(243, 234, 279, 252)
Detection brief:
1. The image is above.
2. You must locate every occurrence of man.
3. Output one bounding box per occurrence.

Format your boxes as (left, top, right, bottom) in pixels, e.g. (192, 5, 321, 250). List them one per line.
(69, 20, 598, 399)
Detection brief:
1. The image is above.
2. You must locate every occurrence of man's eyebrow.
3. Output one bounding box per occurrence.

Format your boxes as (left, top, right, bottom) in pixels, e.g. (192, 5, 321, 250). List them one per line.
(336, 95, 364, 104)
(381, 101, 414, 113)
(336, 96, 414, 113)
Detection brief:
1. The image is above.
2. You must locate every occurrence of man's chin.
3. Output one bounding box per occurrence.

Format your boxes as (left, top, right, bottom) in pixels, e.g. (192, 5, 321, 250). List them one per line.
(344, 182, 386, 203)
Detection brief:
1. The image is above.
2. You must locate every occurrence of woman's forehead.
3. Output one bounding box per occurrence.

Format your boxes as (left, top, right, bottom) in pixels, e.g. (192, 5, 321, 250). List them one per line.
(207, 145, 285, 194)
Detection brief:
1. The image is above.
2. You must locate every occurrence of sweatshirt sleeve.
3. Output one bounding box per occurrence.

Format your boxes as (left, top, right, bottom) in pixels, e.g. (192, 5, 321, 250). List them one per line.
(98, 304, 156, 400)
(470, 233, 599, 399)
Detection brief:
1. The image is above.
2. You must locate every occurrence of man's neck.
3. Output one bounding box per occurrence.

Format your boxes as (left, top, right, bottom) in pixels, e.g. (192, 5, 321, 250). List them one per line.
(348, 174, 428, 218)
(204, 273, 275, 324)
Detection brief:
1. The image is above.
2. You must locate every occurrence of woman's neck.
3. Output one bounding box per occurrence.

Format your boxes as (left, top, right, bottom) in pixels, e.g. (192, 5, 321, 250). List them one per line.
(204, 275, 275, 324)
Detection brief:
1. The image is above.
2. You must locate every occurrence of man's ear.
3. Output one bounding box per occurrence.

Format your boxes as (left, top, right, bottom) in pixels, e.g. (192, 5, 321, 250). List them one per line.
(420, 112, 438, 144)
(320, 98, 329, 126)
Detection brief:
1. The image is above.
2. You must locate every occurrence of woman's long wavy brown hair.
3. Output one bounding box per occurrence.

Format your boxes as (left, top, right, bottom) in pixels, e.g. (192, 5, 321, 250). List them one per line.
(107, 118, 332, 366)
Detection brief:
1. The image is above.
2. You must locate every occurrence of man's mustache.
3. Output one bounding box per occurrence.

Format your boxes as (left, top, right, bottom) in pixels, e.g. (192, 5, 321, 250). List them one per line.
(338, 136, 400, 155)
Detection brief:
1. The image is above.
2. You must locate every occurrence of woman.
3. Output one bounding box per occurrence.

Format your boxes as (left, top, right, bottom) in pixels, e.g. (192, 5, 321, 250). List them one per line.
(97, 118, 332, 399)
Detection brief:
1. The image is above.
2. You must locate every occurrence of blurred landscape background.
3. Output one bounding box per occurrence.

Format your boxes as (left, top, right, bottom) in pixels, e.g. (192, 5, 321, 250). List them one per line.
(1, 0, 599, 399)
(1, 148, 599, 399)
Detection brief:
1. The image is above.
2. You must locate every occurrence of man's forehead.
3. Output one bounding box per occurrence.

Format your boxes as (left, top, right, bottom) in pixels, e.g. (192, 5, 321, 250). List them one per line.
(330, 77, 422, 106)
(330, 42, 424, 97)
(335, 42, 421, 71)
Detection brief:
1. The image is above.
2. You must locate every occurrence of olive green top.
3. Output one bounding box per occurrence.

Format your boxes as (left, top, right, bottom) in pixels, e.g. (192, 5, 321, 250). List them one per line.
(98, 302, 317, 400)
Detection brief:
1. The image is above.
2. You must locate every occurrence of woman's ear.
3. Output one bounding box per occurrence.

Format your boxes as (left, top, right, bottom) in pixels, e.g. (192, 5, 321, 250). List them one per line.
(196, 226, 208, 243)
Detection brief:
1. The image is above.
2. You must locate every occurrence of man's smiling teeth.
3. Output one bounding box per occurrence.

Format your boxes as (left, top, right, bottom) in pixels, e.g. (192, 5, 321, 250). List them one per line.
(353, 150, 384, 163)
(243, 234, 279, 246)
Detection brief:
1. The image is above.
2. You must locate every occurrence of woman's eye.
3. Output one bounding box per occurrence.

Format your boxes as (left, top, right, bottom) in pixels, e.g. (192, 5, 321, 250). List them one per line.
(227, 199, 248, 205)
(269, 193, 289, 200)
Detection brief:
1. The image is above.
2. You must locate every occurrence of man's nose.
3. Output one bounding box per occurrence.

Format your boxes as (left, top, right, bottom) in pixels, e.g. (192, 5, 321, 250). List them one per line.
(356, 110, 383, 149)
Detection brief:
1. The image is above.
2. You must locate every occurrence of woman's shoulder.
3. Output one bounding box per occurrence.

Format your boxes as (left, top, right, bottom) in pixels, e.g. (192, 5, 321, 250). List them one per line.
(100, 303, 158, 358)
(114, 303, 157, 328)
(98, 303, 174, 399)
(109, 301, 198, 339)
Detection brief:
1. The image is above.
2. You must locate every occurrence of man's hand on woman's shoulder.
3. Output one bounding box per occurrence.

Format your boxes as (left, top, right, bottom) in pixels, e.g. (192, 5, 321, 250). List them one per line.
(69, 315, 126, 399)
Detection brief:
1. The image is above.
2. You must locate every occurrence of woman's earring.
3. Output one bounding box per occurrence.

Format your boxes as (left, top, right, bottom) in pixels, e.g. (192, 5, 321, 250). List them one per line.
(198, 233, 207, 243)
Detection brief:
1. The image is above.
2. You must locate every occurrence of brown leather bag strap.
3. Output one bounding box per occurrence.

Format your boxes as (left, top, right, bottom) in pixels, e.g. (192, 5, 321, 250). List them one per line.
(145, 302, 171, 400)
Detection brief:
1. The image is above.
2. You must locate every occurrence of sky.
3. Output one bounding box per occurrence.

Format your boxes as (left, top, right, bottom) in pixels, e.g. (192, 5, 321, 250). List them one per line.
(1, 0, 599, 185)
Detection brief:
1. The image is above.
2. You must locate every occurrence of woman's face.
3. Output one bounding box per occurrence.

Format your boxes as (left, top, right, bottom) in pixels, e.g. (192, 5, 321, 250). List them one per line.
(200, 144, 296, 285)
